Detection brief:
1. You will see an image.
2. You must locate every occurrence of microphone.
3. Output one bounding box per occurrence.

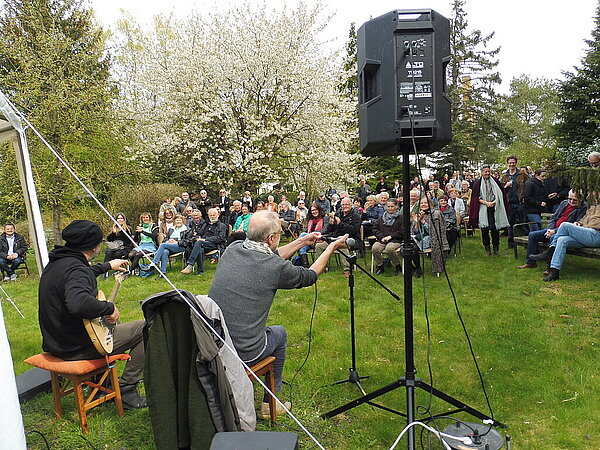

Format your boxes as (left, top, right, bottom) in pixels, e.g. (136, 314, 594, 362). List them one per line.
(320, 234, 356, 248)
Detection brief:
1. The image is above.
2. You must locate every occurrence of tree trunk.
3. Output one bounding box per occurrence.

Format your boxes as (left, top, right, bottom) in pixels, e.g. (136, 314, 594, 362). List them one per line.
(52, 203, 62, 246)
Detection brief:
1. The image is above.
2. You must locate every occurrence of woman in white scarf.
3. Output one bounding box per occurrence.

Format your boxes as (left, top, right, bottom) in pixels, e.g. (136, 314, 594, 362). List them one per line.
(474, 165, 509, 255)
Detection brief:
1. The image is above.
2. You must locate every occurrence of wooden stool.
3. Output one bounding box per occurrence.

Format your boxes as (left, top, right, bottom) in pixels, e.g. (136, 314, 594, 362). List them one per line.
(245, 356, 277, 423)
(24, 353, 131, 434)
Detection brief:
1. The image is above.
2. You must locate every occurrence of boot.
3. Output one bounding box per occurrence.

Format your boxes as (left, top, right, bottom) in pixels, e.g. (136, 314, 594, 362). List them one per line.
(120, 384, 147, 410)
(395, 265, 403, 276)
(300, 253, 310, 268)
(530, 247, 555, 262)
(543, 268, 560, 282)
(375, 265, 384, 275)
(493, 246, 499, 256)
(484, 245, 492, 256)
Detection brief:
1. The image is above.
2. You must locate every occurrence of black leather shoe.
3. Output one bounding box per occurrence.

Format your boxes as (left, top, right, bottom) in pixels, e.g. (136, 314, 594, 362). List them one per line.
(530, 247, 555, 262)
(543, 268, 560, 282)
(395, 265, 403, 276)
(375, 265, 384, 275)
(120, 384, 147, 410)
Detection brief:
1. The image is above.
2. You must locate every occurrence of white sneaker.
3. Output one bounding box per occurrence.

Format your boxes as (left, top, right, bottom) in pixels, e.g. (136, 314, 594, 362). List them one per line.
(260, 400, 291, 419)
(2, 276, 9, 282)
(10, 274, 17, 281)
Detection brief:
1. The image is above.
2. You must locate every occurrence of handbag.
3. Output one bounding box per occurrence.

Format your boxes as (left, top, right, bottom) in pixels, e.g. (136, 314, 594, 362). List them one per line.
(105, 240, 124, 251)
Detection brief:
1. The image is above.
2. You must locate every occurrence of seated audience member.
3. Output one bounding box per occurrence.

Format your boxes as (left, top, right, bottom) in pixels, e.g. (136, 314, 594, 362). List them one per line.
(229, 200, 242, 227)
(448, 188, 466, 218)
(296, 200, 309, 225)
(518, 190, 586, 270)
(255, 201, 265, 211)
(330, 193, 340, 212)
(437, 196, 459, 249)
(412, 197, 449, 276)
(279, 201, 298, 235)
(400, 189, 422, 215)
(209, 210, 347, 418)
(314, 197, 362, 276)
(242, 191, 254, 211)
(353, 197, 364, 213)
(196, 190, 212, 221)
(129, 213, 159, 273)
(372, 199, 403, 276)
(292, 202, 325, 267)
(588, 151, 600, 168)
(362, 194, 383, 237)
(315, 193, 331, 214)
(104, 213, 135, 277)
(0, 223, 28, 281)
(181, 208, 227, 275)
(38, 220, 146, 409)
(460, 180, 472, 209)
(176, 192, 197, 214)
(159, 196, 176, 216)
(265, 195, 278, 212)
(524, 169, 549, 231)
(183, 206, 195, 226)
(529, 199, 600, 281)
(217, 189, 230, 222)
(226, 203, 253, 246)
(296, 191, 308, 207)
(378, 192, 390, 210)
(142, 214, 188, 278)
(158, 209, 175, 243)
(391, 179, 401, 200)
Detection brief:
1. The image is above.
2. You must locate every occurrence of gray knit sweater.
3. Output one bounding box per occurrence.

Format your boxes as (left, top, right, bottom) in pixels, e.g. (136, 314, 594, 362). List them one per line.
(208, 240, 317, 361)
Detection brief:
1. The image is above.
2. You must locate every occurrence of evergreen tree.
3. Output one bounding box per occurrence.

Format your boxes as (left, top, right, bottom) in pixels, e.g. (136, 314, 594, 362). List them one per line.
(0, 0, 135, 242)
(556, 3, 600, 148)
(435, 0, 503, 171)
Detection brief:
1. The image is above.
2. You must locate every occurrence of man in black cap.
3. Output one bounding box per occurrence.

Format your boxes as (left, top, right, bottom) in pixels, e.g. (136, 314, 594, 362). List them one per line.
(38, 219, 146, 409)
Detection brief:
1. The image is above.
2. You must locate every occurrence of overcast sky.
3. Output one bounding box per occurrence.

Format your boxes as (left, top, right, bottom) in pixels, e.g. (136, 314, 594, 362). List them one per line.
(90, 0, 598, 92)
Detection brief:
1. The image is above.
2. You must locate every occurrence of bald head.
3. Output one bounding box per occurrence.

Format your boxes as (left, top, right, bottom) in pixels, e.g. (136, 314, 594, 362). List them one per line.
(247, 210, 280, 243)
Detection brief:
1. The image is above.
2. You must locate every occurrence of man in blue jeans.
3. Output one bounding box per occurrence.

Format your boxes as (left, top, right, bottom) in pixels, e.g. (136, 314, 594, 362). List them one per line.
(209, 211, 347, 419)
(517, 190, 586, 271)
(530, 204, 600, 281)
(0, 223, 28, 281)
(181, 208, 227, 275)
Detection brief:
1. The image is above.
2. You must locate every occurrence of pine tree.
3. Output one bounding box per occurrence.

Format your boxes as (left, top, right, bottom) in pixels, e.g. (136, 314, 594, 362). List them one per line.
(435, 0, 503, 171)
(556, 3, 600, 148)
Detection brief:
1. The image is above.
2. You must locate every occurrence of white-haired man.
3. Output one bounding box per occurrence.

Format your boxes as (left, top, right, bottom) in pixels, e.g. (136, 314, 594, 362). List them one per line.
(209, 211, 347, 418)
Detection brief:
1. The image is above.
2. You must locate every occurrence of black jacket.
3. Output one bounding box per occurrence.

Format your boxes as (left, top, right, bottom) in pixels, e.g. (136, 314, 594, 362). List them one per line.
(38, 246, 112, 359)
(322, 207, 362, 241)
(0, 232, 28, 259)
(524, 177, 549, 214)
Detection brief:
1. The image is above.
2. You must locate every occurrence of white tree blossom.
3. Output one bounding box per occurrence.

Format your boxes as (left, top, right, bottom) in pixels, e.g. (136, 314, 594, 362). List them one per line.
(114, 1, 359, 195)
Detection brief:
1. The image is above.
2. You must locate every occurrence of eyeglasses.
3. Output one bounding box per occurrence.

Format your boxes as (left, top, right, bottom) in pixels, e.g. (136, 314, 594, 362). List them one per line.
(590, 161, 600, 167)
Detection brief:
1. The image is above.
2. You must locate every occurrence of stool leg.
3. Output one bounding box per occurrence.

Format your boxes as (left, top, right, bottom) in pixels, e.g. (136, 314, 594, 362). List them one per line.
(110, 365, 124, 416)
(266, 368, 276, 424)
(50, 372, 62, 419)
(73, 375, 89, 434)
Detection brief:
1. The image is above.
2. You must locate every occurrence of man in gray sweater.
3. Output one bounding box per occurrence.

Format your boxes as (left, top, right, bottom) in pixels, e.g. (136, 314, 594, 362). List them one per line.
(209, 210, 346, 419)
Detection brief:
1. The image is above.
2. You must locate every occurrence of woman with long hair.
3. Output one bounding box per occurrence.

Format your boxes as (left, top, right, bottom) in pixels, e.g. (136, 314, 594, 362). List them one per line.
(292, 202, 325, 267)
(129, 212, 159, 273)
(104, 213, 134, 265)
(142, 214, 188, 279)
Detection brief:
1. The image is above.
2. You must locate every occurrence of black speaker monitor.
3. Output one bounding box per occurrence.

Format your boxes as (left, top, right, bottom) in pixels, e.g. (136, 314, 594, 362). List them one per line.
(357, 9, 451, 156)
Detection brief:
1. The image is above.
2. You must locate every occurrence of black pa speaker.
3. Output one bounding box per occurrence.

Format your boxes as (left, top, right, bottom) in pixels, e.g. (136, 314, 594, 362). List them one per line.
(357, 9, 451, 155)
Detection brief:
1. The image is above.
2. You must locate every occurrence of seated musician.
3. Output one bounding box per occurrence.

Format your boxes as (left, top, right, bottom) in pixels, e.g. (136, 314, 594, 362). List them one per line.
(38, 220, 147, 409)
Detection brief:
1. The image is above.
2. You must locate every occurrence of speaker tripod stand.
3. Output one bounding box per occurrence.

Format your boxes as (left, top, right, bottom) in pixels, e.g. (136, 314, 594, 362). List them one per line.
(321, 148, 505, 449)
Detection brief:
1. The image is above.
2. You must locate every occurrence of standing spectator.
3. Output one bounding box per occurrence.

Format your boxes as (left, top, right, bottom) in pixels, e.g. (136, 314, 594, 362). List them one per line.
(500, 156, 528, 248)
(391, 179, 401, 200)
(460, 180, 472, 209)
(0, 223, 28, 281)
(375, 176, 389, 194)
(449, 171, 462, 191)
(196, 190, 212, 221)
(357, 178, 372, 202)
(524, 169, 549, 231)
(588, 151, 600, 168)
(217, 189, 231, 222)
(544, 176, 570, 213)
(295, 191, 308, 207)
(469, 165, 510, 255)
(176, 192, 197, 214)
(159, 196, 176, 216)
(372, 199, 403, 275)
(242, 191, 254, 211)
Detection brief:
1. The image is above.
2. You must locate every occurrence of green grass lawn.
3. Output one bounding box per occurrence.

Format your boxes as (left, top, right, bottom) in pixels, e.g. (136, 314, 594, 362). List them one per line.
(4, 235, 599, 449)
